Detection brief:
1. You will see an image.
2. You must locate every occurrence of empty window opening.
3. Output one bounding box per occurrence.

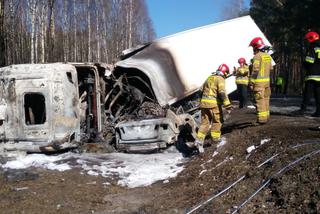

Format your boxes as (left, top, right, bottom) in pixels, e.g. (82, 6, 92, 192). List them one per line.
(76, 67, 98, 133)
(66, 72, 74, 84)
(161, 124, 168, 130)
(24, 93, 46, 125)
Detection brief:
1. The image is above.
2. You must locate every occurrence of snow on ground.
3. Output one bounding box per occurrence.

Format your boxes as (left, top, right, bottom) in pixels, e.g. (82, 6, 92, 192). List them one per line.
(270, 105, 300, 114)
(212, 151, 219, 157)
(246, 145, 256, 154)
(269, 97, 315, 115)
(217, 137, 227, 149)
(2, 153, 71, 171)
(260, 138, 271, 145)
(246, 138, 271, 155)
(247, 105, 256, 109)
(0, 147, 186, 188)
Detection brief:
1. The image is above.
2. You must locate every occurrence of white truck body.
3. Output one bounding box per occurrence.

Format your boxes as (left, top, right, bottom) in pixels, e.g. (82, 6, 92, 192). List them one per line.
(116, 15, 273, 106)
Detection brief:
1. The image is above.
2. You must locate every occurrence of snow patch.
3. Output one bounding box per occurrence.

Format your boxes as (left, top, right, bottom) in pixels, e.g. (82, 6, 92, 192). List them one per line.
(1, 149, 186, 188)
(246, 145, 256, 154)
(104, 152, 185, 188)
(269, 106, 300, 114)
(199, 170, 207, 176)
(212, 151, 219, 157)
(260, 138, 271, 145)
(217, 137, 227, 149)
(215, 157, 230, 168)
(163, 180, 169, 184)
(2, 153, 71, 171)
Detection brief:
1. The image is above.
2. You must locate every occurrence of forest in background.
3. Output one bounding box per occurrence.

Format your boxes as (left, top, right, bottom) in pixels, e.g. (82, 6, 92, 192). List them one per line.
(0, 0, 155, 66)
(222, 0, 320, 94)
(249, 0, 320, 94)
(1, 0, 320, 94)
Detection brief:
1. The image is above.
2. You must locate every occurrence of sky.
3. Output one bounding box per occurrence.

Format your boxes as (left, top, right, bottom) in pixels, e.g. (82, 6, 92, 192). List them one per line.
(146, 0, 251, 39)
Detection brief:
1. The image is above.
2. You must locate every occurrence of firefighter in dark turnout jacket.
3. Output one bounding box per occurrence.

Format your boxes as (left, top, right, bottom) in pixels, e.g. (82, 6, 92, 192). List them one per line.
(195, 64, 233, 152)
(300, 31, 320, 117)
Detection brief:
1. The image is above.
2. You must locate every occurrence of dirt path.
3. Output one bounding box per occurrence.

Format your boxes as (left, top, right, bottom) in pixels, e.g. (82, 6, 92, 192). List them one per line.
(0, 99, 320, 214)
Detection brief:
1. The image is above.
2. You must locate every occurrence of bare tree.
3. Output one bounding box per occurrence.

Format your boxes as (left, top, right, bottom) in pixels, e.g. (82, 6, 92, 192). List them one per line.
(27, 0, 38, 63)
(94, 0, 100, 61)
(87, 0, 91, 62)
(220, 0, 245, 20)
(38, 1, 48, 63)
(101, 0, 110, 62)
(73, 0, 76, 61)
(0, 0, 4, 66)
(1, 0, 155, 66)
(62, 0, 69, 62)
(48, 0, 55, 62)
(5, 0, 16, 65)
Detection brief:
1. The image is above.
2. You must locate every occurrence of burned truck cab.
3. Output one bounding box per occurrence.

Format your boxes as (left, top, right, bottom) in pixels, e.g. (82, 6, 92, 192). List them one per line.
(0, 63, 103, 152)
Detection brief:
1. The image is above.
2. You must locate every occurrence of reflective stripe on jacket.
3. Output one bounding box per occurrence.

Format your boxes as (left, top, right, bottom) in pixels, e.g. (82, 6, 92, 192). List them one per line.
(250, 52, 273, 84)
(305, 75, 320, 81)
(304, 43, 320, 82)
(235, 65, 249, 85)
(200, 75, 231, 108)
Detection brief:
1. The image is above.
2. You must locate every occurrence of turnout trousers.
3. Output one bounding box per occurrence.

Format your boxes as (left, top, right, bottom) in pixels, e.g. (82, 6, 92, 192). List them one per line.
(253, 83, 271, 123)
(301, 80, 320, 114)
(301, 80, 314, 110)
(197, 106, 223, 141)
(237, 84, 248, 108)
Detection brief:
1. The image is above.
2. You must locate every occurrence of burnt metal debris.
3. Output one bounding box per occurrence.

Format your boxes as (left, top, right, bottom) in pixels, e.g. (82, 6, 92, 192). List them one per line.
(0, 62, 199, 153)
(102, 65, 199, 152)
(0, 16, 270, 152)
(1, 16, 271, 153)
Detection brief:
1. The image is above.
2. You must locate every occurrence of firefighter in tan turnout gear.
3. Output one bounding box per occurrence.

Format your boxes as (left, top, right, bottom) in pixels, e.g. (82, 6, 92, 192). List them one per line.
(195, 64, 233, 153)
(249, 37, 273, 124)
(235, 57, 249, 108)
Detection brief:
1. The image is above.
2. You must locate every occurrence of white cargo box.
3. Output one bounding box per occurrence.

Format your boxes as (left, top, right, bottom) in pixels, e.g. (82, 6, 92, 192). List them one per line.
(116, 16, 273, 106)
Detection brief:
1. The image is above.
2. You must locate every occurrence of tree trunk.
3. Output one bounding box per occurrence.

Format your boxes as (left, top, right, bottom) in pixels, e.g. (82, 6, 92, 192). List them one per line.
(73, 0, 77, 61)
(96, 0, 100, 62)
(87, 0, 91, 62)
(39, 2, 47, 63)
(0, 0, 5, 66)
(63, 0, 68, 62)
(28, 0, 37, 64)
(101, 0, 108, 62)
(48, 0, 55, 62)
(128, 0, 133, 48)
(7, 0, 15, 64)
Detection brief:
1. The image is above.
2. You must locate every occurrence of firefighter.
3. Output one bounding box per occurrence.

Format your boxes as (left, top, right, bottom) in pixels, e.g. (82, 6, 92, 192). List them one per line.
(248, 37, 273, 124)
(195, 64, 233, 152)
(300, 31, 320, 117)
(235, 57, 249, 108)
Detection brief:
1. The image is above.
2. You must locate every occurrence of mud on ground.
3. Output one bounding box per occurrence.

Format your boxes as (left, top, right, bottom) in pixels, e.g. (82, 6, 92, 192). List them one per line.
(0, 98, 320, 214)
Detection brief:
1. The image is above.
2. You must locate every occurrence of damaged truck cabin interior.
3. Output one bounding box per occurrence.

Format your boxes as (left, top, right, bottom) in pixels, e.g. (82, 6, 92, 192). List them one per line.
(111, 15, 273, 152)
(0, 63, 104, 152)
(0, 15, 273, 153)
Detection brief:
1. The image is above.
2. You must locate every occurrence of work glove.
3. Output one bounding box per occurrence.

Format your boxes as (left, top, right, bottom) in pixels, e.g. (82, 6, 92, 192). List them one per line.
(233, 67, 237, 75)
(225, 105, 233, 114)
(248, 83, 254, 91)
